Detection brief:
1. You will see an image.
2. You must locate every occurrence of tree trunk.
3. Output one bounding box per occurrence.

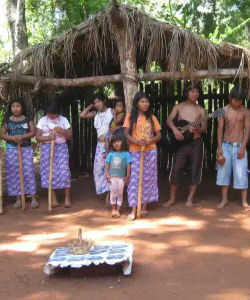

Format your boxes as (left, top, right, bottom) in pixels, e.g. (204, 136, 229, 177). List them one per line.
(110, 2, 138, 112)
(7, 0, 28, 57)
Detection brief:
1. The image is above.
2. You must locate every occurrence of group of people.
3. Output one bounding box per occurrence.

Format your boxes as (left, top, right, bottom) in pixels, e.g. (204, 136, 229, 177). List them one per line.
(1, 82, 249, 219)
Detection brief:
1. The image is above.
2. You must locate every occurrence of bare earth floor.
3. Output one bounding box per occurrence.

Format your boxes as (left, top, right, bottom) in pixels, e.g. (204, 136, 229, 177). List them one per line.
(0, 173, 250, 300)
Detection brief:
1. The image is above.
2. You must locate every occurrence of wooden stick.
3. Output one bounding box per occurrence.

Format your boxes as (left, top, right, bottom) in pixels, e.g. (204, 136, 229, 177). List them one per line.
(17, 144, 25, 211)
(48, 139, 55, 213)
(0, 148, 3, 215)
(137, 144, 145, 219)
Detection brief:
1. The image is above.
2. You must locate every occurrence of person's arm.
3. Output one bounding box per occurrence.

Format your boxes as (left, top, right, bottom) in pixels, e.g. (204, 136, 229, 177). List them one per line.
(217, 116, 225, 155)
(124, 163, 131, 185)
(0, 123, 16, 143)
(124, 128, 145, 146)
(35, 128, 55, 143)
(80, 104, 96, 119)
(17, 120, 36, 141)
(145, 130, 161, 145)
(238, 110, 250, 159)
(166, 105, 184, 141)
(105, 163, 111, 182)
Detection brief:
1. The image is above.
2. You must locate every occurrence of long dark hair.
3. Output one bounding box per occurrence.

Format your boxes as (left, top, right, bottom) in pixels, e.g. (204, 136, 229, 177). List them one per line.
(129, 91, 154, 134)
(4, 98, 28, 122)
(109, 132, 128, 152)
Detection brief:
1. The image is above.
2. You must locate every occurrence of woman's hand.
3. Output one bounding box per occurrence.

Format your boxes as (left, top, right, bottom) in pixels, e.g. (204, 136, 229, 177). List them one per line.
(136, 139, 147, 146)
(54, 127, 64, 134)
(13, 135, 23, 144)
(48, 133, 56, 141)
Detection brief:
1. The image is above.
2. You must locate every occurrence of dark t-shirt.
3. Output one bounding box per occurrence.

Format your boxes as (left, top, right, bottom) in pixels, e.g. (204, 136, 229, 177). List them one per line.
(6, 116, 32, 148)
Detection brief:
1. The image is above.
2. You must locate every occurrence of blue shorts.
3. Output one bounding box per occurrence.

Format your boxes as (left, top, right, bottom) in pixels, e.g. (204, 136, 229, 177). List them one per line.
(216, 142, 248, 189)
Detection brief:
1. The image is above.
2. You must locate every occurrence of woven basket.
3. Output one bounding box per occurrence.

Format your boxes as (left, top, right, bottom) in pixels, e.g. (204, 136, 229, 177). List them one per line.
(68, 228, 94, 255)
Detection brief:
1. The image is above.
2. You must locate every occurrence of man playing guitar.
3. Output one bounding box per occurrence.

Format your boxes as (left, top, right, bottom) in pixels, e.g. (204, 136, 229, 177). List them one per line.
(164, 82, 207, 208)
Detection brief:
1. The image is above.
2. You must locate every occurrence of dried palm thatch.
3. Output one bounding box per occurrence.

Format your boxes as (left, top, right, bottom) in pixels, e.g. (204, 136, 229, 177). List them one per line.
(8, 1, 248, 84)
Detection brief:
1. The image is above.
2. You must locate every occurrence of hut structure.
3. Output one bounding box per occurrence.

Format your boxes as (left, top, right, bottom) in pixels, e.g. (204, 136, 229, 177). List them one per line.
(0, 0, 249, 176)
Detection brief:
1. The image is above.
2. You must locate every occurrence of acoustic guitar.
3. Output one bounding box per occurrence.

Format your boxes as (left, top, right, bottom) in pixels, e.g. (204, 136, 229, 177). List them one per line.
(163, 108, 225, 154)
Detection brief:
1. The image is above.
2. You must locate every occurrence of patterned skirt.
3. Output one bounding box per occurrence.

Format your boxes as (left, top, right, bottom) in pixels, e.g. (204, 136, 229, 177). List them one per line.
(40, 143, 71, 189)
(93, 142, 110, 195)
(127, 148, 158, 207)
(5, 146, 36, 196)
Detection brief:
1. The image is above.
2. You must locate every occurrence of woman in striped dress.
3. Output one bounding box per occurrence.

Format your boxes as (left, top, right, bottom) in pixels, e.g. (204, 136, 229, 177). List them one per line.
(80, 93, 113, 206)
(124, 92, 161, 220)
(1, 98, 38, 208)
(36, 101, 72, 208)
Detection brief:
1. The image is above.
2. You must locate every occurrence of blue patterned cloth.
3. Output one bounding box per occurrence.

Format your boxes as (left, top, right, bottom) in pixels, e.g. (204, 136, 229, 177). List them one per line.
(44, 243, 134, 276)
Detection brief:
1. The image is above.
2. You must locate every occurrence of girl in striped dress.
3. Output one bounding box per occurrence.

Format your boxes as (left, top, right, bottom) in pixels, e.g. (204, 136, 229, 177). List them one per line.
(1, 98, 38, 208)
(36, 101, 72, 208)
(124, 92, 161, 220)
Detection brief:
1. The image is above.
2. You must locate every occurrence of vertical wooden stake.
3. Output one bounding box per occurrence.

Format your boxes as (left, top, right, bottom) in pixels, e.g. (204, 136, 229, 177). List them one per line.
(17, 144, 25, 211)
(0, 148, 3, 215)
(48, 140, 55, 213)
(137, 144, 145, 219)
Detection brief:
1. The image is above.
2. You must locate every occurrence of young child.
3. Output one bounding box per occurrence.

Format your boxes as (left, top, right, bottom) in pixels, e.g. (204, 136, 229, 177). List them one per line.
(0, 98, 38, 208)
(105, 133, 132, 218)
(124, 91, 161, 220)
(36, 100, 72, 208)
(216, 86, 250, 210)
(109, 98, 126, 136)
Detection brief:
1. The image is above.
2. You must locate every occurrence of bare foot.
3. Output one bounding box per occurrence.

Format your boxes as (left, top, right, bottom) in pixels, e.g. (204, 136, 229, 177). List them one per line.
(111, 209, 117, 218)
(141, 210, 148, 217)
(185, 201, 194, 208)
(116, 210, 121, 218)
(64, 199, 72, 208)
(128, 213, 136, 221)
(31, 199, 39, 209)
(217, 199, 228, 209)
(242, 203, 250, 211)
(164, 200, 175, 208)
(52, 198, 60, 208)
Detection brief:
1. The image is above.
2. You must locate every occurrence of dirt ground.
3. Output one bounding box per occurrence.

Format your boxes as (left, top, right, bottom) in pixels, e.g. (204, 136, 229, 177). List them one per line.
(0, 173, 250, 300)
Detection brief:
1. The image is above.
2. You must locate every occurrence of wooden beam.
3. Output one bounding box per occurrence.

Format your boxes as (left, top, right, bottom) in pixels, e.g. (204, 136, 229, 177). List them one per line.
(1, 68, 248, 88)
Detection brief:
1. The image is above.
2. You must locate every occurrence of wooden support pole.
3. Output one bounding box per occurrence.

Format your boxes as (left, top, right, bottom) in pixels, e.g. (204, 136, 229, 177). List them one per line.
(48, 140, 55, 213)
(110, 1, 138, 112)
(1, 69, 248, 90)
(0, 148, 3, 215)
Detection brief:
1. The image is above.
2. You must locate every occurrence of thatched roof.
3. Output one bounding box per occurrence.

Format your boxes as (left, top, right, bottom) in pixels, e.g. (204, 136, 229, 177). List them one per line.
(2, 1, 250, 91)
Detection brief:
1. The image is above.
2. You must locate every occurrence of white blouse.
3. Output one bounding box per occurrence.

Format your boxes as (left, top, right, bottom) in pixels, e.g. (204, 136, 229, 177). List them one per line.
(94, 108, 113, 138)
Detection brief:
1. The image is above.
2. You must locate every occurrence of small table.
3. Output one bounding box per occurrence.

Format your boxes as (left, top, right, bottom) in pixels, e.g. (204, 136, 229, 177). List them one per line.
(44, 243, 133, 276)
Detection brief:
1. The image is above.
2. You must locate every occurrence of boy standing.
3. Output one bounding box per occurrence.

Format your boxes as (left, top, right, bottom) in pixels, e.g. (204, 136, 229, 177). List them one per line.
(217, 87, 250, 210)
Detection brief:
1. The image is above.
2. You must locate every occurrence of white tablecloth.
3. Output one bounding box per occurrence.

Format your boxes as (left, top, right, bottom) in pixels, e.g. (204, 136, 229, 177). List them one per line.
(44, 242, 133, 276)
